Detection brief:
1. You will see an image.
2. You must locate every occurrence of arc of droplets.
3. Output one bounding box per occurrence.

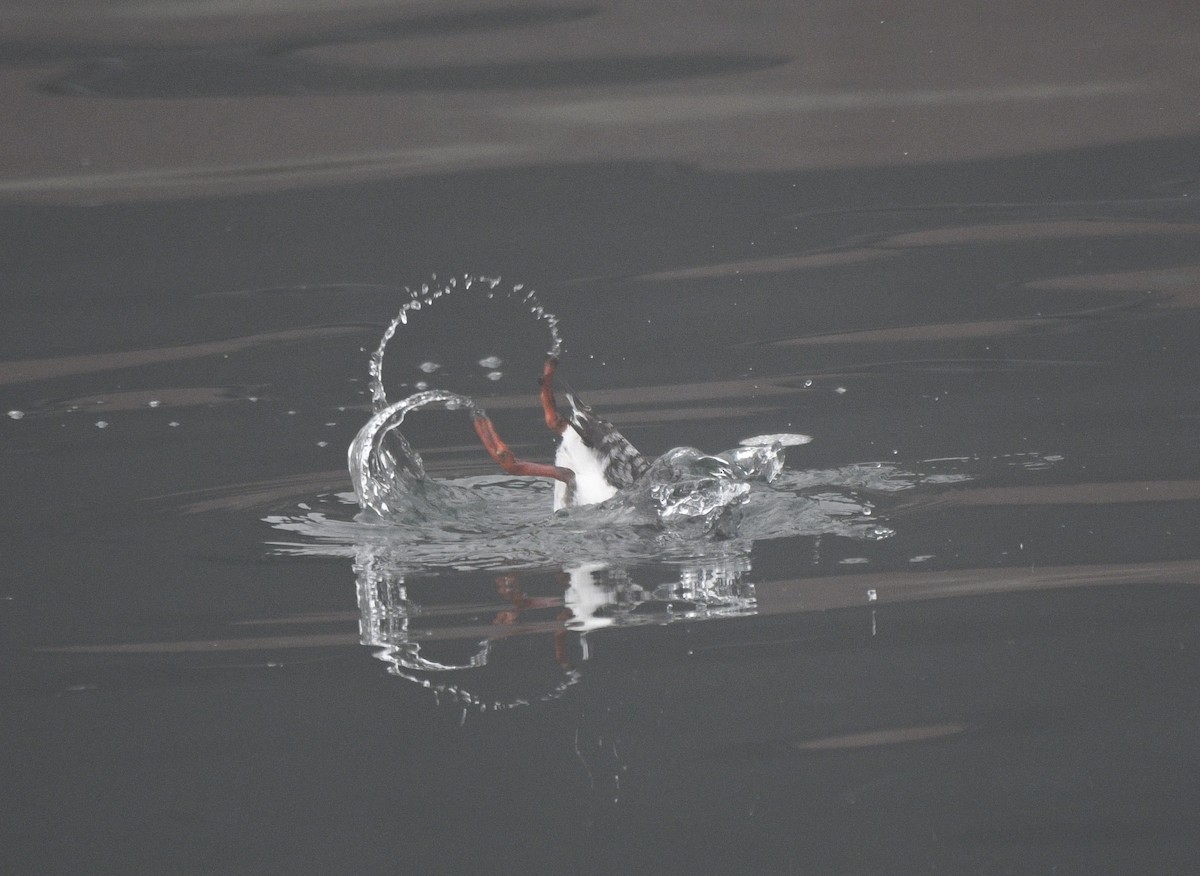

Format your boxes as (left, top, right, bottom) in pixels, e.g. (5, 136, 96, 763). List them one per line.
(368, 274, 564, 413)
(387, 665, 582, 714)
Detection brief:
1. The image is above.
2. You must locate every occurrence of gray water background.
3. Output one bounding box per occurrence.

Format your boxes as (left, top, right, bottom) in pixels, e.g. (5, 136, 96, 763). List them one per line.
(3, 2, 1200, 873)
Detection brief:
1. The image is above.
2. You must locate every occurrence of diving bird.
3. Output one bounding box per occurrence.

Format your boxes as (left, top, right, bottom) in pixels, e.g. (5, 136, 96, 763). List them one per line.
(472, 357, 650, 509)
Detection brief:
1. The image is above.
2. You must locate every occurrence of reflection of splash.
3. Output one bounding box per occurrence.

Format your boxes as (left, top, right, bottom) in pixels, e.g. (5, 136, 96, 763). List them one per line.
(353, 539, 757, 712)
(355, 556, 583, 712)
(265, 460, 920, 710)
(270, 442, 939, 712)
(261, 450, 1083, 712)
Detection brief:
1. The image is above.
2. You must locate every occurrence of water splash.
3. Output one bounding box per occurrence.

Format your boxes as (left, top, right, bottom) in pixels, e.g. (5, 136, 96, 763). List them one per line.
(367, 275, 562, 412)
(297, 283, 998, 715)
(274, 453, 908, 571)
(352, 277, 806, 536)
(267, 457, 913, 712)
(347, 394, 823, 541)
(347, 388, 484, 519)
(270, 261, 1061, 715)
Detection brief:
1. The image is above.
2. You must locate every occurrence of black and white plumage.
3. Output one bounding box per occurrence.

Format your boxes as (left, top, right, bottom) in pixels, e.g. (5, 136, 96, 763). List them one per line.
(553, 390, 650, 510)
(470, 356, 652, 510)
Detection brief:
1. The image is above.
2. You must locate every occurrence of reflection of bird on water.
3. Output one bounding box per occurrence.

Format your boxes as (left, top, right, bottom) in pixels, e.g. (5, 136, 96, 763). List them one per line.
(472, 356, 651, 510)
(358, 558, 757, 709)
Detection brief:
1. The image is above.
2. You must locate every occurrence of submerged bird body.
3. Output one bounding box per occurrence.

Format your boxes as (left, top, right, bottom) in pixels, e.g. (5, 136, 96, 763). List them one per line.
(553, 391, 649, 509)
(472, 357, 650, 509)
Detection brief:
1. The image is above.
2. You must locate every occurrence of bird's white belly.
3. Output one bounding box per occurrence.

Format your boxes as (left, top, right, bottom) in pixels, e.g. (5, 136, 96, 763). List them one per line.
(554, 428, 618, 509)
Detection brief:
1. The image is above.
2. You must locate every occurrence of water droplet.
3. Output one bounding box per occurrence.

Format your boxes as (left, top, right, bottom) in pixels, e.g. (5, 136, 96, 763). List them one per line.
(803, 379, 813, 388)
(415, 381, 429, 391)
(369, 275, 563, 409)
(147, 400, 160, 408)
(7, 410, 24, 420)
(739, 433, 812, 447)
(478, 356, 503, 369)
(419, 361, 441, 373)
(317, 441, 329, 448)
(287, 410, 297, 416)
(867, 589, 878, 602)
(95, 420, 109, 428)
(168, 421, 180, 427)
(248, 396, 259, 403)
(835, 386, 847, 394)
(486, 371, 503, 381)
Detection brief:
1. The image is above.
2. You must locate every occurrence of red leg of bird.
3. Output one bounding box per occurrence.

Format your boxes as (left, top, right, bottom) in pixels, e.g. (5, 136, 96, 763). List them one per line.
(473, 413, 574, 484)
(540, 356, 567, 434)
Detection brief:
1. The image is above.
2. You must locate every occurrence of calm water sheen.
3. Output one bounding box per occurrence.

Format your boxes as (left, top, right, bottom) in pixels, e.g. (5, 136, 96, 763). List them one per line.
(3, 3, 1200, 874)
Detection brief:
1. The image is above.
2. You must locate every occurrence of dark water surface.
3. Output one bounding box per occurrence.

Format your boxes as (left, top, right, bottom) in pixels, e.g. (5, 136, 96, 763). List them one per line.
(3, 2, 1200, 874)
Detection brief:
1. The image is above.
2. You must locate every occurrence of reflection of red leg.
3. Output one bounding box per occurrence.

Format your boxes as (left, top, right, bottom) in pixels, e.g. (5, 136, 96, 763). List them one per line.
(491, 575, 575, 669)
(554, 608, 574, 669)
(492, 574, 524, 625)
(540, 356, 567, 434)
(473, 413, 574, 485)
(491, 574, 564, 627)
(495, 573, 525, 605)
